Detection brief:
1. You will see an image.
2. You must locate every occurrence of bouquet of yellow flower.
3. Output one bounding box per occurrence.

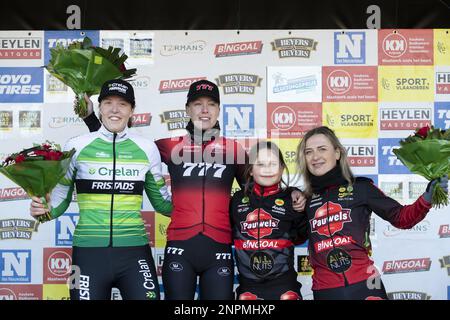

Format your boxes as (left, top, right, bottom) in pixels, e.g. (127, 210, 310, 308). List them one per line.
(393, 126, 450, 208)
(46, 37, 136, 117)
(0, 142, 75, 222)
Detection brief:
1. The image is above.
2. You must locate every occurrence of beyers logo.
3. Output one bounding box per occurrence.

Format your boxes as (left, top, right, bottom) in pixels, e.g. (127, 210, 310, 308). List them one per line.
(438, 224, 450, 238)
(216, 74, 262, 94)
(0, 37, 42, 59)
(223, 104, 254, 137)
(160, 40, 206, 56)
(159, 77, 206, 94)
(310, 201, 352, 237)
(0, 68, 43, 103)
(382, 258, 431, 274)
(55, 213, 79, 246)
(160, 110, 190, 130)
(240, 209, 280, 239)
(380, 107, 432, 130)
(436, 72, 450, 94)
(0, 250, 31, 283)
(334, 32, 366, 64)
(327, 69, 352, 94)
(345, 144, 376, 167)
(215, 41, 263, 57)
(435, 102, 450, 129)
(0, 219, 39, 240)
(382, 32, 407, 58)
(0, 187, 28, 201)
(271, 37, 318, 58)
(387, 291, 430, 300)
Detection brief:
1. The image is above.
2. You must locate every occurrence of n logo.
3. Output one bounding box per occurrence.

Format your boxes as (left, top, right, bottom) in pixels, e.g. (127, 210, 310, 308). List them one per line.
(0, 250, 31, 282)
(335, 32, 366, 64)
(223, 104, 254, 137)
(56, 213, 79, 246)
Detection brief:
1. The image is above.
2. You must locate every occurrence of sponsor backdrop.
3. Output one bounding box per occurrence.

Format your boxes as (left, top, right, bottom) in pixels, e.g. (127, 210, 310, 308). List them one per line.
(0, 29, 449, 300)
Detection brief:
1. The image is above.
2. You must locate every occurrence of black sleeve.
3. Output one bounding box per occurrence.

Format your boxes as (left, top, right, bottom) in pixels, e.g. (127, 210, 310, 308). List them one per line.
(83, 112, 101, 132)
(291, 211, 308, 245)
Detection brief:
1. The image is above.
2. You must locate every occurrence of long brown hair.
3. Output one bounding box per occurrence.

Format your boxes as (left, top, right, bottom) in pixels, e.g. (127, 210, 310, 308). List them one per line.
(296, 126, 354, 197)
(243, 141, 289, 195)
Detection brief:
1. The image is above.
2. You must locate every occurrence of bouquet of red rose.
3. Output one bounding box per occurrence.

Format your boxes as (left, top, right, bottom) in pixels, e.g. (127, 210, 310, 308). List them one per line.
(0, 142, 75, 222)
(46, 37, 136, 117)
(393, 125, 450, 208)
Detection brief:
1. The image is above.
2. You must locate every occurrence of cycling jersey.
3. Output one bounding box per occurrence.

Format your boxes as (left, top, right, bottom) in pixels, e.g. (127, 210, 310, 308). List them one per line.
(155, 121, 247, 244)
(305, 171, 431, 291)
(49, 125, 172, 247)
(230, 183, 307, 286)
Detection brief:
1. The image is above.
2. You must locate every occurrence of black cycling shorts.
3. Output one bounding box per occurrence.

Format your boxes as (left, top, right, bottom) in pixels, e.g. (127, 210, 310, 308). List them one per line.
(69, 245, 160, 300)
(162, 233, 234, 300)
(236, 271, 302, 300)
(313, 277, 388, 300)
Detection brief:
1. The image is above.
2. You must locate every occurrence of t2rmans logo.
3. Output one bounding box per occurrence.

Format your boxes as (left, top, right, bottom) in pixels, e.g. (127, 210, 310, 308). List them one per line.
(0, 250, 31, 283)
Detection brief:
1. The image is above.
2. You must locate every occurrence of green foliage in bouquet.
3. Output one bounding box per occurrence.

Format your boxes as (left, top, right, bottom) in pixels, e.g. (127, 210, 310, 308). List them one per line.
(46, 37, 137, 117)
(393, 126, 450, 208)
(0, 142, 76, 222)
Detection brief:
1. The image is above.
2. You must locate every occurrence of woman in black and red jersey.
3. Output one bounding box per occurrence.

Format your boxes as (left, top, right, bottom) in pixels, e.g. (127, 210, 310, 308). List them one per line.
(230, 141, 308, 300)
(295, 126, 448, 300)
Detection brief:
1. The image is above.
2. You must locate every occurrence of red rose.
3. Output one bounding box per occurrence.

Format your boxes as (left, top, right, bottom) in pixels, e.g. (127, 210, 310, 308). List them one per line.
(42, 144, 51, 150)
(47, 151, 63, 161)
(416, 125, 430, 138)
(15, 154, 25, 163)
(33, 150, 49, 158)
(119, 63, 126, 72)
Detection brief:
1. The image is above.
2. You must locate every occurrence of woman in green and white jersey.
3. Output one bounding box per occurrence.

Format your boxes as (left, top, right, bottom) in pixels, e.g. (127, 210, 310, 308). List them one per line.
(30, 79, 172, 300)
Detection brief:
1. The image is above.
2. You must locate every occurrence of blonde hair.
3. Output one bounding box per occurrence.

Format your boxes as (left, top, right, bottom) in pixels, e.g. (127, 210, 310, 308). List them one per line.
(296, 126, 354, 197)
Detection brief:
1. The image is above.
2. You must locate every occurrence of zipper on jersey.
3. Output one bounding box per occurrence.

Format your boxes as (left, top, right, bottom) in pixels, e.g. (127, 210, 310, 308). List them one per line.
(109, 132, 117, 247)
(201, 142, 206, 234)
(325, 188, 349, 287)
(257, 186, 264, 253)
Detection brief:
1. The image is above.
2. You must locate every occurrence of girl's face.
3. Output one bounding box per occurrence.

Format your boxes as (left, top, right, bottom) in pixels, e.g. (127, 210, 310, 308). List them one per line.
(304, 133, 340, 176)
(251, 148, 284, 187)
